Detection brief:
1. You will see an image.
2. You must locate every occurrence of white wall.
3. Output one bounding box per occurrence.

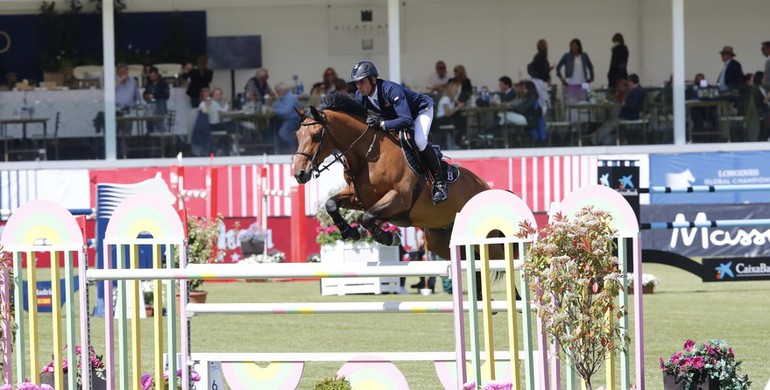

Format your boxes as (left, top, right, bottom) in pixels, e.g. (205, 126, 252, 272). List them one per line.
(2, 0, 767, 98)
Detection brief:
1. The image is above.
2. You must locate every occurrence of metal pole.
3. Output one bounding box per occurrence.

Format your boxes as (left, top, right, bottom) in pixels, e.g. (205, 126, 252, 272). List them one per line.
(387, 0, 400, 84)
(672, 0, 686, 145)
(102, 0, 117, 160)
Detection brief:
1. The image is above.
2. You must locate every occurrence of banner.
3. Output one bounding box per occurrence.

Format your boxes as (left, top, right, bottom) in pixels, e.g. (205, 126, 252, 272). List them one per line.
(702, 257, 770, 282)
(327, 5, 403, 55)
(650, 151, 770, 204)
(641, 203, 770, 257)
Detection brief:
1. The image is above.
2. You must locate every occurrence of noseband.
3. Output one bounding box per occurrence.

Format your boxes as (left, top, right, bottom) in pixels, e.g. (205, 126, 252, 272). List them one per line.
(294, 110, 377, 179)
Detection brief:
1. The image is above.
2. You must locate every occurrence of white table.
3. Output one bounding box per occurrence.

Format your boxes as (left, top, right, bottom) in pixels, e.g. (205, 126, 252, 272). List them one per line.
(0, 88, 191, 139)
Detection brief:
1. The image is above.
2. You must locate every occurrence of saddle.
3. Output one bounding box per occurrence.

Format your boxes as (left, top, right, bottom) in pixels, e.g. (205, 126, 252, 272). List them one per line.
(398, 131, 460, 183)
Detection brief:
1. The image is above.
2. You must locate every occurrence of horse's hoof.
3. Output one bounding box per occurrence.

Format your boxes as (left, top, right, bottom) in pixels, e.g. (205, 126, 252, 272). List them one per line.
(390, 234, 401, 247)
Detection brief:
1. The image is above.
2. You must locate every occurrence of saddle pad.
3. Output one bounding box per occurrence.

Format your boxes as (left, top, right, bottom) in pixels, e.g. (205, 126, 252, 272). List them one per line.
(398, 131, 459, 183)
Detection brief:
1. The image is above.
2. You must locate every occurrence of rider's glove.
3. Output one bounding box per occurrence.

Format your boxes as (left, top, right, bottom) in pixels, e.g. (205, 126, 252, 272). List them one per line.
(366, 116, 384, 131)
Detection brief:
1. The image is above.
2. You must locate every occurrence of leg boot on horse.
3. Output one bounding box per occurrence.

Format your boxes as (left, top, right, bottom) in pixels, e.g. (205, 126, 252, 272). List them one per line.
(420, 145, 449, 204)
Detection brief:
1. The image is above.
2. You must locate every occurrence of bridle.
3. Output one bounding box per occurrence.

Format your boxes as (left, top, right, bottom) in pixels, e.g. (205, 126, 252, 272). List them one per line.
(294, 110, 377, 179)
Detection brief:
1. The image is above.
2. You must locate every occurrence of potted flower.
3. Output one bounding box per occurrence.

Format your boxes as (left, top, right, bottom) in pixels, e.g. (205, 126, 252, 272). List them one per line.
(463, 381, 513, 390)
(660, 339, 750, 390)
(626, 272, 660, 294)
(518, 207, 626, 390)
(40, 345, 106, 390)
(315, 200, 402, 295)
(237, 222, 269, 257)
(141, 369, 201, 390)
(238, 250, 285, 282)
(180, 215, 226, 304)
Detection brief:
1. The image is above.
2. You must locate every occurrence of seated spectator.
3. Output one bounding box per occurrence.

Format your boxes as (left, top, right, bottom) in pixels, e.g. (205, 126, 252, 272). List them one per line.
(430, 81, 466, 149)
(426, 61, 449, 94)
(593, 74, 646, 145)
(199, 87, 234, 155)
(449, 65, 473, 103)
(498, 80, 545, 145)
(687, 73, 719, 132)
(245, 68, 273, 104)
(271, 83, 301, 154)
(310, 67, 344, 96)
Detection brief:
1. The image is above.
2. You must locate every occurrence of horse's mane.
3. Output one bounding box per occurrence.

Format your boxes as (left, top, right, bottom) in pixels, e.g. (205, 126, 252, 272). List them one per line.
(315, 92, 368, 119)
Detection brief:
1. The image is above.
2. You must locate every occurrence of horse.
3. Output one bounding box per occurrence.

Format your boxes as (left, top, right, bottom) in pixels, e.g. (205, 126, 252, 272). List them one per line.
(291, 92, 491, 261)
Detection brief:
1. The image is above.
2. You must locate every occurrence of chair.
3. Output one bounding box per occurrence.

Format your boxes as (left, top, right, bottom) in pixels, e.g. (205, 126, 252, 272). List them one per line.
(72, 65, 103, 89)
(154, 63, 183, 87)
(29, 112, 61, 160)
(127, 64, 145, 85)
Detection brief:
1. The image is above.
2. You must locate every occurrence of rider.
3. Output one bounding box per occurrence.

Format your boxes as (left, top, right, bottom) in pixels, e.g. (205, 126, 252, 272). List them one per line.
(349, 60, 449, 203)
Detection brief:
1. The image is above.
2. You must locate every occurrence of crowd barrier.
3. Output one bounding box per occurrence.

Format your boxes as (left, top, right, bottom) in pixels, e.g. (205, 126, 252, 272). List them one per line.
(0, 185, 644, 390)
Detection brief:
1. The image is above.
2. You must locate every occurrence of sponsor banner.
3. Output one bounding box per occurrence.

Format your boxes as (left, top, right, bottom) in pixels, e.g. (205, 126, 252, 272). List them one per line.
(641, 203, 770, 257)
(327, 5, 401, 55)
(650, 151, 770, 204)
(702, 257, 770, 282)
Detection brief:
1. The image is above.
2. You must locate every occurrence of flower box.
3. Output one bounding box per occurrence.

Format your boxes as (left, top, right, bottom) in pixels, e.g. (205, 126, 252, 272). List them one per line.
(663, 373, 718, 390)
(240, 240, 265, 257)
(320, 241, 401, 295)
(628, 285, 655, 294)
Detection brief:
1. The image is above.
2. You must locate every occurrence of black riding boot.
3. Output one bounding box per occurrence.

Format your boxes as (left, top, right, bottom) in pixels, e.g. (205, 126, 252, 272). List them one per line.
(420, 146, 449, 203)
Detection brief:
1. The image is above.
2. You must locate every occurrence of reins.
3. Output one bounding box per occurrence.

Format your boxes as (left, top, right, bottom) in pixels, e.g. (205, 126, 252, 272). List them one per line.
(294, 110, 378, 179)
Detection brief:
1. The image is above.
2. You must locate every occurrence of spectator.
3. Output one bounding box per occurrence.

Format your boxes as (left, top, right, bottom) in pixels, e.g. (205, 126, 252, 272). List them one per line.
(271, 82, 301, 154)
(426, 60, 449, 94)
(593, 74, 646, 145)
(201, 87, 232, 134)
(115, 63, 140, 110)
(607, 33, 629, 92)
(556, 38, 595, 104)
(244, 68, 273, 104)
(430, 81, 466, 149)
(716, 46, 743, 94)
(762, 41, 770, 89)
(310, 67, 344, 96)
(143, 66, 170, 133)
(499, 80, 544, 145)
(182, 55, 213, 107)
(115, 63, 140, 136)
(528, 39, 552, 116)
(449, 64, 473, 104)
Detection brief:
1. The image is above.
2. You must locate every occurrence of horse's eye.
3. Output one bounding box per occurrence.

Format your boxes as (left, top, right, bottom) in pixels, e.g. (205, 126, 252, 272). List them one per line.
(311, 133, 322, 142)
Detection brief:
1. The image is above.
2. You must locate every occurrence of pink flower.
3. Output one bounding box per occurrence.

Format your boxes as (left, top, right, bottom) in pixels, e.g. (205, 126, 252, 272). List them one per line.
(683, 339, 696, 352)
(40, 386, 54, 390)
(692, 355, 705, 369)
(0, 385, 13, 390)
(17, 383, 40, 390)
(140, 373, 154, 390)
(190, 370, 201, 382)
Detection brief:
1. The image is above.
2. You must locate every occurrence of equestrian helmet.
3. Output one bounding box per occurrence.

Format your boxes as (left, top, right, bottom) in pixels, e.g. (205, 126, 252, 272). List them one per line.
(349, 60, 379, 82)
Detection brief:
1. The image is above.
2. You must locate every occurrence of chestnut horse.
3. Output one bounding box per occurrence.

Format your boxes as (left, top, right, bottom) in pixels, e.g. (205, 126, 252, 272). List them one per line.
(292, 92, 490, 260)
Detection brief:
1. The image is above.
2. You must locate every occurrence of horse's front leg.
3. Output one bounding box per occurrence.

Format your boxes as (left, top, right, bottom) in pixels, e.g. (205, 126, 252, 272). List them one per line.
(360, 190, 409, 247)
(325, 190, 367, 241)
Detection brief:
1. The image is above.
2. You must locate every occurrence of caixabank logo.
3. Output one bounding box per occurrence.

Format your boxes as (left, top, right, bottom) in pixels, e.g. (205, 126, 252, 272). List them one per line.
(702, 257, 770, 282)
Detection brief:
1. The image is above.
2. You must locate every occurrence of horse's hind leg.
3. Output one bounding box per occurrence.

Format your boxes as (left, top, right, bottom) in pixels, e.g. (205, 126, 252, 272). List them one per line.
(326, 192, 366, 241)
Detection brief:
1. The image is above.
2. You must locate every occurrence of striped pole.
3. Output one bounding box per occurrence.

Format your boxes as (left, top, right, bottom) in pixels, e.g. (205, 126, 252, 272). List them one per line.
(86, 260, 511, 281)
(640, 218, 770, 230)
(1, 264, 10, 385)
(640, 184, 770, 193)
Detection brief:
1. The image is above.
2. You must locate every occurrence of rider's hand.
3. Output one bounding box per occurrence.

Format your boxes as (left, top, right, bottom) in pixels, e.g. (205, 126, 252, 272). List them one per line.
(366, 116, 383, 131)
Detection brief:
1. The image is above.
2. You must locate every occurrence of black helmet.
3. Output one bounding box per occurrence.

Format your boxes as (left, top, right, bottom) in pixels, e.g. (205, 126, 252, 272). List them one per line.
(349, 60, 379, 82)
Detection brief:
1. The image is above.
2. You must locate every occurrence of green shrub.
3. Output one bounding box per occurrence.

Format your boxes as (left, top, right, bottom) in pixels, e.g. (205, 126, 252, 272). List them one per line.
(312, 376, 352, 390)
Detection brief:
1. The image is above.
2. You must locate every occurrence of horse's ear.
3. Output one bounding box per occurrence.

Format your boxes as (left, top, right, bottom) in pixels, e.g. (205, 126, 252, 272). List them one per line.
(310, 106, 322, 122)
(294, 107, 304, 117)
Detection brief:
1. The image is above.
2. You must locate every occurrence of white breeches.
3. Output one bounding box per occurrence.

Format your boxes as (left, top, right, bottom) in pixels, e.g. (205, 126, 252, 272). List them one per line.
(414, 107, 434, 151)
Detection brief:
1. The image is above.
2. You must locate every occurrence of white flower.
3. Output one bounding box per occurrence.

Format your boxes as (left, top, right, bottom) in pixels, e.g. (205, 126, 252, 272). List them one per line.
(626, 273, 660, 287)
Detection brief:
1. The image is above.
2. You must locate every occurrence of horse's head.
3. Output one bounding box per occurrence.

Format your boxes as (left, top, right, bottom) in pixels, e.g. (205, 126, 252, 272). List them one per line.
(293, 106, 332, 184)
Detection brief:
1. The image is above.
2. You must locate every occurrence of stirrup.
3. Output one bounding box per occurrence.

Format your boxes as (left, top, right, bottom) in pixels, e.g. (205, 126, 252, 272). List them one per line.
(431, 182, 449, 203)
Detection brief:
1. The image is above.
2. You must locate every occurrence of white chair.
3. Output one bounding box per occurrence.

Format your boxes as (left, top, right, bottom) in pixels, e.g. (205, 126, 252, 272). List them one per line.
(72, 65, 103, 89)
(154, 63, 183, 86)
(127, 64, 145, 84)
